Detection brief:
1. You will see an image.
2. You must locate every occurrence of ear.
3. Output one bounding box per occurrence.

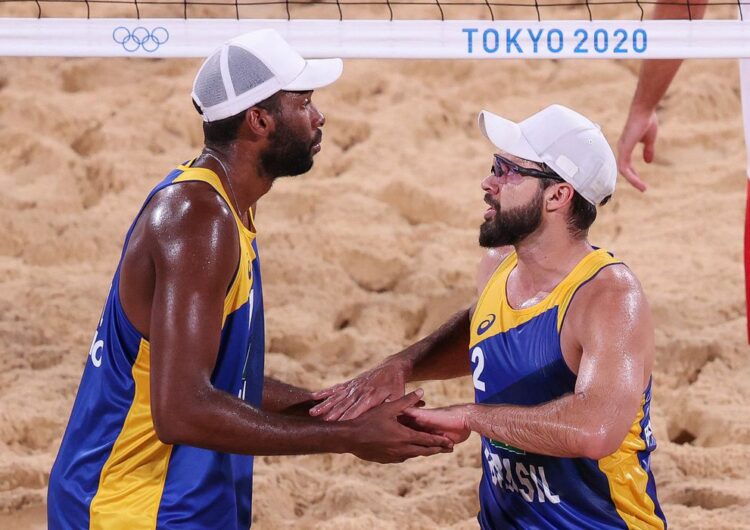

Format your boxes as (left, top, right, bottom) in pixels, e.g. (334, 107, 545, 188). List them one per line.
(544, 182, 575, 213)
(245, 107, 275, 138)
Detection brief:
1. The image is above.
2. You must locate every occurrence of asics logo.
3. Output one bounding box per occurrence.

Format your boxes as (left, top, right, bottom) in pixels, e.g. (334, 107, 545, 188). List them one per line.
(477, 314, 496, 335)
(112, 26, 169, 53)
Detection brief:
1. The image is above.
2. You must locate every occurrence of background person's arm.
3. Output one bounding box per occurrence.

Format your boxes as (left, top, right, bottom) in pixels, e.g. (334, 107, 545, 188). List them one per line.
(407, 266, 655, 459)
(145, 187, 453, 462)
(618, 0, 709, 191)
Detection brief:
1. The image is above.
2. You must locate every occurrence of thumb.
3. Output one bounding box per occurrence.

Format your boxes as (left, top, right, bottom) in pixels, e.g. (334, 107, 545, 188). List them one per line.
(621, 165, 648, 193)
(384, 388, 424, 414)
(642, 123, 658, 164)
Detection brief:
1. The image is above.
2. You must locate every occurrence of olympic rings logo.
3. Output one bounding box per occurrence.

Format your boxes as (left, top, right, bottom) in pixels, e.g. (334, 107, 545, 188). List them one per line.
(112, 26, 169, 53)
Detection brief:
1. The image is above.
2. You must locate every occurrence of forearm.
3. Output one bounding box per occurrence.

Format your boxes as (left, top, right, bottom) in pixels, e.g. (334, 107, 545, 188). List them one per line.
(631, 1, 709, 112)
(462, 393, 621, 460)
(388, 308, 471, 382)
(156, 386, 352, 456)
(262, 377, 316, 415)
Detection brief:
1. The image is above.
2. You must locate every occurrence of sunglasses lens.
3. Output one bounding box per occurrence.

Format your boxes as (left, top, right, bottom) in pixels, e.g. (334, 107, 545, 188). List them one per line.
(494, 158, 508, 177)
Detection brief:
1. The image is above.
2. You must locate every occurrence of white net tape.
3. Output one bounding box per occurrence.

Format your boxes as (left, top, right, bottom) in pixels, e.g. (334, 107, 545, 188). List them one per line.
(1, 17, 749, 58)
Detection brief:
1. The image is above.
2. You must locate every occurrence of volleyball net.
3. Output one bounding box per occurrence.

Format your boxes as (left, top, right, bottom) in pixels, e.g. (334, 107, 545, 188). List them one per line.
(0, 0, 748, 58)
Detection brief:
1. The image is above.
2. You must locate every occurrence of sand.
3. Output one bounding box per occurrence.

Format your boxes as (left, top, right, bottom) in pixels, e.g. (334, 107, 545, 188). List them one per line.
(1, 13, 750, 529)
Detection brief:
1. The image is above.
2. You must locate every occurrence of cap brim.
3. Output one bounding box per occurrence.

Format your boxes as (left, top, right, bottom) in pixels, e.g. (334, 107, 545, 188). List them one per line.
(283, 58, 343, 91)
(478, 110, 542, 163)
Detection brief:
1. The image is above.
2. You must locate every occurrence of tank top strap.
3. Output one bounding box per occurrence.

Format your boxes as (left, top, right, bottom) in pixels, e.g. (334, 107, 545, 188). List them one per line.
(173, 161, 256, 260)
(476, 251, 517, 313)
(554, 248, 623, 331)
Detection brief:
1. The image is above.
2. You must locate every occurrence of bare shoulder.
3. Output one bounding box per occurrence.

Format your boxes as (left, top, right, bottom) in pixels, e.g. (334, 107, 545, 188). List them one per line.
(141, 181, 239, 266)
(574, 263, 646, 307)
(564, 263, 653, 347)
(476, 246, 514, 295)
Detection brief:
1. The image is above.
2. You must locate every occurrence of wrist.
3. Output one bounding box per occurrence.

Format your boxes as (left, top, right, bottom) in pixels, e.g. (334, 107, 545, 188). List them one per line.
(463, 403, 482, 433)
(333, 420, 360, 455)
(382, 354, 414, 382)
(628, 100, 656, 117)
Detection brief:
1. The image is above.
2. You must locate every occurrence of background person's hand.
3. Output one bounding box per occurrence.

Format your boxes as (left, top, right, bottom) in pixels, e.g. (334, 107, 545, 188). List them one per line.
(347, 389, 454, 464)
(617, 107, 659, 192)
(310, 360, 407, 421)
(405, 405, 472, 445)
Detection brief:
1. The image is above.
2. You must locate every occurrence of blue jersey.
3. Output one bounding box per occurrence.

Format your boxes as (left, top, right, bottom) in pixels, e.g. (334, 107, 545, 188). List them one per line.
(470, 249, 666, 530)
(48, 162, 266, 530)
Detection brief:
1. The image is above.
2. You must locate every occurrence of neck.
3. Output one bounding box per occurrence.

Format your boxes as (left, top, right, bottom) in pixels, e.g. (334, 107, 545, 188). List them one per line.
(200, 144, 273, 224)
(512, 222, 592, 292)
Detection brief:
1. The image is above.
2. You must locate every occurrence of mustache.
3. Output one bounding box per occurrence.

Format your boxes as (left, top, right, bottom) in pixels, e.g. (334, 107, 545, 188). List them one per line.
(313, 129, 322, 145)
(484, 193, 500, 210)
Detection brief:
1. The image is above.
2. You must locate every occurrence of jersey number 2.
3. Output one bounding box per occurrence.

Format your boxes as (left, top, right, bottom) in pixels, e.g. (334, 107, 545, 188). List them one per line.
(471, 346, 486, 391)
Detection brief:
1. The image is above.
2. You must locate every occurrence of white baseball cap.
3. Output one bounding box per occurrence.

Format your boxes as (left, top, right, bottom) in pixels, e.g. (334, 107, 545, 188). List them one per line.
(478, 104, 616, 205)
(192, 29, 343, 123)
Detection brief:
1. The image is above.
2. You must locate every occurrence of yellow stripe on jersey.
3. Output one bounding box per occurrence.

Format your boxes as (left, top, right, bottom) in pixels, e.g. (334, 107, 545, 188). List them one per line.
(90, 166, 257, 528)
(469, 249, 621, 348)
(598, 398, 665, 530)
(554, 249, 621, 332)
(173, 167, 256, 324)
(90, 339, 172, 530)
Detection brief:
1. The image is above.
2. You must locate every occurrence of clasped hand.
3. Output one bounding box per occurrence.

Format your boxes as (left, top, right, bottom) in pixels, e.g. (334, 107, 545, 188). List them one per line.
(310, 363, 472, 462)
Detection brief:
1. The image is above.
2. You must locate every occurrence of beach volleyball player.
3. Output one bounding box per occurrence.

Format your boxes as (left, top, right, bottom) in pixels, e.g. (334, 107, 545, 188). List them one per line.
(47, 30, 452, 530)
(312, 105, 667, 528)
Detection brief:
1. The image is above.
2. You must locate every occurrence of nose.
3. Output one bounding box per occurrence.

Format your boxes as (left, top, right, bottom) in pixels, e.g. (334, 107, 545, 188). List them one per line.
(482, 171, 499, 194)
(312, 103, 325, 128)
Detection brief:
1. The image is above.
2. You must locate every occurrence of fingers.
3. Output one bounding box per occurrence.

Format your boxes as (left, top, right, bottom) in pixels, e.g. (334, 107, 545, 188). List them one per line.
(321, 386, 363, 421)
(617, 139, 647, 192)
(403, 407, 455, 434)
(402, 407, 435, 431)
(382, 388, 424, 414)
(620, 164, 648, 192)
(323, 387, 372, 421)
(338, 389, 390, 421)
(310, 384, 344, 401)
(642, 120, 658, 164)
(400, 426, 454, 449)
(309, 385, 350, 417)
(617, 167, 647, 193)
(642, 144, 654, 165)
(399, 444, 453, 460)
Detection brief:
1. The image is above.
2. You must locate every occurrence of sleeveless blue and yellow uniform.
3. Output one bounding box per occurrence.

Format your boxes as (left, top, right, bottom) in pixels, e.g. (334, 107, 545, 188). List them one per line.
(470, 249, 666, 529)
(48, 162, 265, 530)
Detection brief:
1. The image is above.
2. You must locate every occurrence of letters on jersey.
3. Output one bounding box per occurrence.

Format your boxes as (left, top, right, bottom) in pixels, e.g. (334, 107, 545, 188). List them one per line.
(470, 249, 666, 530)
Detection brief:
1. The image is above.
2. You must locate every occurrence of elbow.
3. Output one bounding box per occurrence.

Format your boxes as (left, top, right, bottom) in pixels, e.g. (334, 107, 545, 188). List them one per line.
(577, 426, 624, 460)
(152, 393, 201, 446)
(153, 413, 180, 445)
(152, 402, 182, 445)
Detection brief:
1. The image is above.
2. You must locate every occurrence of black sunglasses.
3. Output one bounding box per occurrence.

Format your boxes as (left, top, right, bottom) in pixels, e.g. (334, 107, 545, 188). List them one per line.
(492, 154, 564, 182)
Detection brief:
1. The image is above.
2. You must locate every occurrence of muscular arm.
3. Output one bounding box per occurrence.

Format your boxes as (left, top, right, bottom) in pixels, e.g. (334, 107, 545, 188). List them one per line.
(618, 0, 709, 190)
(409, 266, 654, 459)
(147, 186, 346, 454)
(262, 377, 317, 415)
(403, 247, 511, 381)
(144, 184, 451, 461)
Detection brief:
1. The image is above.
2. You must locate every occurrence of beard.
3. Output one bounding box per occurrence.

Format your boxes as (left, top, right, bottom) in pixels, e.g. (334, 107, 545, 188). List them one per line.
(261, 118, 320, 179)
(479, 187, 544, 248)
